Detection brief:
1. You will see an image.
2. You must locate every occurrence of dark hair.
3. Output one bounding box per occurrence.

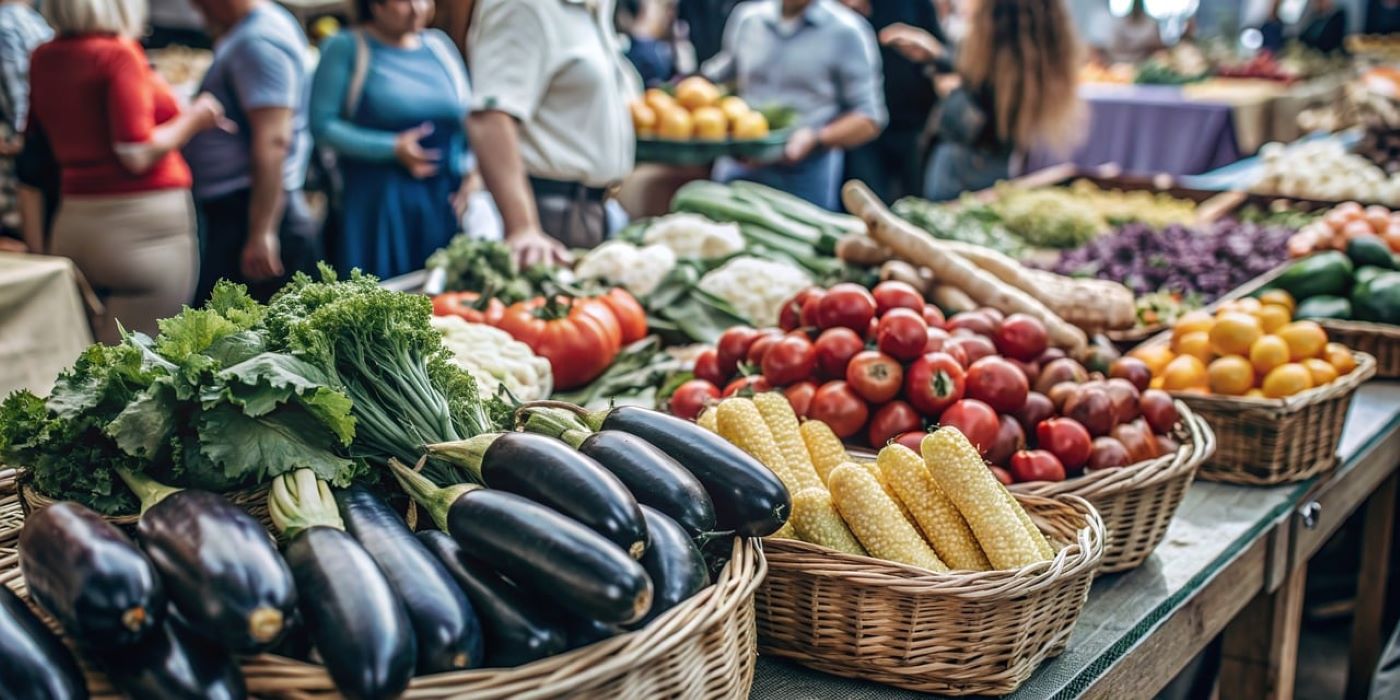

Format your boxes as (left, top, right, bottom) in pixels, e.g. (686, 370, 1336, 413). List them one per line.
(350, 0, 379, 23)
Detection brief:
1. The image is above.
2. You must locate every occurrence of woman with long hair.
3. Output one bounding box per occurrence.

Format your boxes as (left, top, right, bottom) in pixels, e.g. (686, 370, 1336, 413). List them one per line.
(884, 0, 1084, 201)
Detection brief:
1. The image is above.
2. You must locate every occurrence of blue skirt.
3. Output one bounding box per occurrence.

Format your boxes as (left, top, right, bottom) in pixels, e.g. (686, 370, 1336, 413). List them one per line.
(335, 162, 459, 280)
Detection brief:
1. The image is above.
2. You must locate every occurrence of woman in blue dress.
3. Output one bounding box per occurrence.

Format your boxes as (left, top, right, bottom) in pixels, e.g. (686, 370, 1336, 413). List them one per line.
(310, 0, 471, 280)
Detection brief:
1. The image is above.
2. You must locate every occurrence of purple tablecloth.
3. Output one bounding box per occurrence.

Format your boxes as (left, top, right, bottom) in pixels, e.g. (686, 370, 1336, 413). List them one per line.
(1028, 85, 1243, 177)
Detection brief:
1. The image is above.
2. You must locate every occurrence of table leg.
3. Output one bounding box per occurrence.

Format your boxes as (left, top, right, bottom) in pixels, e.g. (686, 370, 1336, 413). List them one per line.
(1220, 564, 1308, 700)
(1345, 471, 1398, 700)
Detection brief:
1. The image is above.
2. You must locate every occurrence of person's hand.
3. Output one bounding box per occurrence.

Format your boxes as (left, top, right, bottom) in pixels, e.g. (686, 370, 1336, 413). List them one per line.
(395, 123, 441, 179)
(189, 92, 237, 134)
(450, 179, 475, 220)
(879, 23, 944, 64)
(506, 227, 571, 268)
(784, 127, 819, 165)
(934, 73, 962, 97)
(0, 237, 27, 253)
(241, 232, 284, 281)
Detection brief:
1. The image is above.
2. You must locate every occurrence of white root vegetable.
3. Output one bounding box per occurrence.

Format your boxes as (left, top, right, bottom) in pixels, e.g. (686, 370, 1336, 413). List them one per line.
(835, 233, 890, 267)
(930, 285, 976, 314)
(843, 181, 1088, 350)
(879, 260, 932, 296)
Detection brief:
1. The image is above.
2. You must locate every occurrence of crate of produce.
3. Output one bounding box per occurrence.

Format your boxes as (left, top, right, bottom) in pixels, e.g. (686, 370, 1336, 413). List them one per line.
(1010, 401, 1213, 572)
(0, 469, 18, 545)
(631, 78, 795, 166)
(1315, 319, 1400, 378)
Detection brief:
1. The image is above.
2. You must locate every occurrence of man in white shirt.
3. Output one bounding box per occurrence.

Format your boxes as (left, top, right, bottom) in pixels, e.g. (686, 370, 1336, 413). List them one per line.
(468, 0, 640, 266)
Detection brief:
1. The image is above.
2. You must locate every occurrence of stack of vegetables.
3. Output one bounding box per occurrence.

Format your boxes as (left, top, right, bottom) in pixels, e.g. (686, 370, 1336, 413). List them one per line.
(1252, 140, 1400, 205)
(1276, 248, 1400, 326)
(1286, 201, 1400, 261)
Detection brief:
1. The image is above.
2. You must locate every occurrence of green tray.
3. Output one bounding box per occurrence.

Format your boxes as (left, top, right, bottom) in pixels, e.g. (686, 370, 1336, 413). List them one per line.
(635, 128, 792, 166)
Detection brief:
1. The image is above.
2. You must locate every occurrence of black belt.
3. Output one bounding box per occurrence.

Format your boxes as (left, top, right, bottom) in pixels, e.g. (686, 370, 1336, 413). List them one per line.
(529, 176, 611, 203)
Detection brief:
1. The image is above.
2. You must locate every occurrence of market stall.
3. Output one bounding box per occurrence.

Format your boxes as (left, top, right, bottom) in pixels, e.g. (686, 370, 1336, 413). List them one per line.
(0, 254, 93, 396)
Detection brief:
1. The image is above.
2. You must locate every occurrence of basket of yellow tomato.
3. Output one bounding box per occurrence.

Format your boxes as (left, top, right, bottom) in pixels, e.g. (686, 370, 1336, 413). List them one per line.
(1127, 290, 1376, 485)
(631, 77, 794, 166)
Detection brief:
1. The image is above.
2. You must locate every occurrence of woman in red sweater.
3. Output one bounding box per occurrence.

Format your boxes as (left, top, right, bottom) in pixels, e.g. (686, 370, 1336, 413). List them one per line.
(30, 0, 224, 343)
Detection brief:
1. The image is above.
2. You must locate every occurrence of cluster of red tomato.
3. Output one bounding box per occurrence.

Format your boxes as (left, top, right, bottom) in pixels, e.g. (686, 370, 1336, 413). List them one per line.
(669, 281, 1185, 484)
(433, 288, 648, 390)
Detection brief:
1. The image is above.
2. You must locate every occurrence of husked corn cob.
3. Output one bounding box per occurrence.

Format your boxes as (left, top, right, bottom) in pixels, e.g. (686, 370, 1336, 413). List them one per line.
(696, 407, 718, 433)
(861, 461, 918, 528)
(754, 392, 824, 493)
(828, 463, 948, 572)
(717, 397, 798, 490)
(998, 482, 1055, 559)
(791, 487, 867, 556)
(921, 428, 1050, 569)
(878, 444, 991, 571)
(768, 521, 797, 539)
(800, 419, 848, 485)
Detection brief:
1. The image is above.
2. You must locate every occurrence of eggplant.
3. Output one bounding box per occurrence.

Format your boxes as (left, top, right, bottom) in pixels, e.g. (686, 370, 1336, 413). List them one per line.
(631, 506, 710, 628)
(566, 430, 716, 538)
(390, 460, 653, 625)
(418, 530, 569, 668)
(588, 406, 790, 536)
(18, 502, 164, 648)
(428, 433, 648, 559)
(337, 486, 483, 673)
(130, 482, 296, 653)
(563, 616, 620, 650)
(0, 586, 87, 700)
(96, 614, 245, 700)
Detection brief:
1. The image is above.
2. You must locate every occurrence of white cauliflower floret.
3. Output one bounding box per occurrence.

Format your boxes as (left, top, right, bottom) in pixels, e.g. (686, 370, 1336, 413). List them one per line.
(698, 256, 811, 327)
(431, 316, 553, 401)
(643, 213, 745, 259)
(573, 241, 676, 297)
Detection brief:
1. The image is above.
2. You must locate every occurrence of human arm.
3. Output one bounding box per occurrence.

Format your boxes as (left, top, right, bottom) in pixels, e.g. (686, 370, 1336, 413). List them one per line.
(108, 44, 223, 174)
(788, 19, 885, 162)
(242, 107, 292, 279)
(309, 33, 398, 162)
(468, 110, 566, 266)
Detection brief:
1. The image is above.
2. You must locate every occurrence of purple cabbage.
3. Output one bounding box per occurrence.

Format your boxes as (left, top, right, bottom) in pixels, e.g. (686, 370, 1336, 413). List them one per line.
(1047, 219, 1293, 302)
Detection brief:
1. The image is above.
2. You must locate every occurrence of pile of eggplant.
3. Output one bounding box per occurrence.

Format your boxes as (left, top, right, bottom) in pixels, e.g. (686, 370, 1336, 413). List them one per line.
(0, 406, 789, 700)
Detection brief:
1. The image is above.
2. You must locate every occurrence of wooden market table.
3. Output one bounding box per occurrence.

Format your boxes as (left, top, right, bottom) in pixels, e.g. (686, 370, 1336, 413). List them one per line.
(750, 382, 1400, 700)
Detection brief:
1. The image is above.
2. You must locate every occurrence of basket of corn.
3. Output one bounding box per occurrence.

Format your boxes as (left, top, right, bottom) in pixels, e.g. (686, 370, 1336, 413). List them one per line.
(702, 396, 1103, 696)
(1009, 401, 1213, 573)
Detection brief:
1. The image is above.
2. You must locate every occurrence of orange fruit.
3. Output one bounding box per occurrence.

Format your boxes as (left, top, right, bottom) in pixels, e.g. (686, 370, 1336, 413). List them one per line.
(1262, 363, 1314, 398)
(1249, 335, 1291, 376)
(1277, 321, 1328, 361)
(629, 101, 657, 135)
(675, 76, 720, 111)
(1245, 388, 1266, 399)
(691, 106, 728, 140)
(644, 87, 676, 114)
(1302, 358, 1340, 386)
(656, 107, 694, 140)
(732, 110, 769, 139)
(1209, 312, 1263, 357)
(1258, 289, 1296, 314)
(718, 95, 750, 123)
(1172, 310, 1214, 342)
(1162, 355, 1209, 392)
(1208, 355, 1255, 396)
(1175, 331, 1213, 363)
(1131, 345, 1176, 377)
(1253, 304, 1291, 334)
(1324, 342, 1357, 375)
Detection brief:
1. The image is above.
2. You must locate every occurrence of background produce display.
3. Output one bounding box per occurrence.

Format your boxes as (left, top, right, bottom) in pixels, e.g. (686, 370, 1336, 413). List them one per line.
(631, 77, 775, 142)
(1252, 140, 1400, 205)
(1286, 201, 1400, 259)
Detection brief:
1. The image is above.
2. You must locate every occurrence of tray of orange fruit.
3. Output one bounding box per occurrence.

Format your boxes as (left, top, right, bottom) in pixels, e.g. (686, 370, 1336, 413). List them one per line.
(631, 77, 795, 166)
(1127, 290, 1376, 485)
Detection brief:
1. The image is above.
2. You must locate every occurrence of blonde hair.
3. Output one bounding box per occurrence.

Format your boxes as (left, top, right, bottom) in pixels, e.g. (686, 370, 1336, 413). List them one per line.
(42, 0, 148, 37)
(958, 0, 1084, 154)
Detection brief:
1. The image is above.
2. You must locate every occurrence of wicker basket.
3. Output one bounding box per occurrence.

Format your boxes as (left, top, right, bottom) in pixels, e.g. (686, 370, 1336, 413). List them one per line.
(17, 476, 273, 530)
(757, 494, 1104, 696)
(1318, 319, 1400, 379)
(1174, 352, 1377, 485)
(0, 469, 19, 545)
(1, 536, 765, 700)
(1010, 402, 1214, 573)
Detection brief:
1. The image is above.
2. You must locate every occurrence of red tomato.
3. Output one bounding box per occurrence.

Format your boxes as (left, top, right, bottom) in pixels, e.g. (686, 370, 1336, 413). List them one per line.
(922, 304, 946, 329)
(745, 331, 783, 367)
(762, 335, 817, 386)
(715, 327, 759, 377)
(924, 327, 951, 354)
(432, 291, 506, 326)
(799, 290, 828, 327)
(1036, 418, 1093, 470)
(905, 352, 965, 417)
(865, 316, 880, 342)
(869, 400, 922, 447)
(495, 298, 620, 390)
(814, 327, 866, 379)
(894, 431, 926, 452)
(722, 375, 772, 397)
(1139, 389, 1180, 434)
(946, 336, 996, 367)
(946, 311, 997, 338)
(989, 465, 1015, 486)
(693, 348, 726, 386)
(598, 288, 648, 344)
(1008, 450, 1066, 483)
(871, 281, 925, 317)
(670, 380, 719, 420)
(778, 288, 821, 331)
(965, 357, 1030, 413)
(808, 381, 870, 439)
(938, 399, 1000, 457)
(985, 414, 1026, 466)
(574, 296, 624, 350)
(995, 313, 1049, 362)
(817, 283, 877, 332)
(876, 309, 929, 362)
(784, 381, 818, 418)
(846, 351, 904, 403)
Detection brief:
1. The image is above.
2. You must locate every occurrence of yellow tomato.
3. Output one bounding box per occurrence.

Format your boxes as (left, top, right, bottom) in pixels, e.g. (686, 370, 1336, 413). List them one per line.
(732, 110, 770, 139)
(1208, 355, 1255, 396)
(1210, 312, 1263, 357)
(1172, 310, 1215, 342)
(629, 101, 657, 135)
(1150, 376, 1165, 390)
(718, 95, 751, 123)
(1162, 355, 1209, 392)
(1258, 289, 1296, 314)
(1302, 358, 1340, 386)
(1277, 321, 1328, 361)
(1324, 342, 1358, 375)
(1249, 335, 1291, 376)
(1130, 345, 1175, 377)
(656, 107, 694, 140)
(1175, 331, 1213, 363)
(644, 88, 676, 114)
(1262, 363, 1314, 398)
(675, 76, 720, 111)
(1253, 304, 1291, 334)
(691, 106, 728, 140)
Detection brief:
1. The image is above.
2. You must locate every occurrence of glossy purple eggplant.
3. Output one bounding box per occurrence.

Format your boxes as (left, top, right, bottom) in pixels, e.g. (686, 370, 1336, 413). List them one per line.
(0, 585, 87, 700)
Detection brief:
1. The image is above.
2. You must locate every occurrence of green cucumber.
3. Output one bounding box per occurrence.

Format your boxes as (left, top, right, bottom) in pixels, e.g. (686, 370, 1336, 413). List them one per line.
(1294, 295, 1352, 320)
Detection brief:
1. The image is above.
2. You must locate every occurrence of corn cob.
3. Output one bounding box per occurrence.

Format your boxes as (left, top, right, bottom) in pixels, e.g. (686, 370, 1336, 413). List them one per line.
(754, 392, 824, 493)
(717, 397, 797, 490)
(860, 461, 919, 528)
(878, 444, 991, 571)
(921, 428, 1050, 569)
(828, 463, 948, 572)
(696, 407, 718, 433)
(768, 521, 797, 539)
(998, 482, 1056, 559)
(791, 487, 867, 556)
(800, 419, 848, 485)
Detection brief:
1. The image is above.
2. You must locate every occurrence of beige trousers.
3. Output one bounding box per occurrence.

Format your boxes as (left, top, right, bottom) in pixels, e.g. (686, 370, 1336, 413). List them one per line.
(50, 189, 197, 345)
